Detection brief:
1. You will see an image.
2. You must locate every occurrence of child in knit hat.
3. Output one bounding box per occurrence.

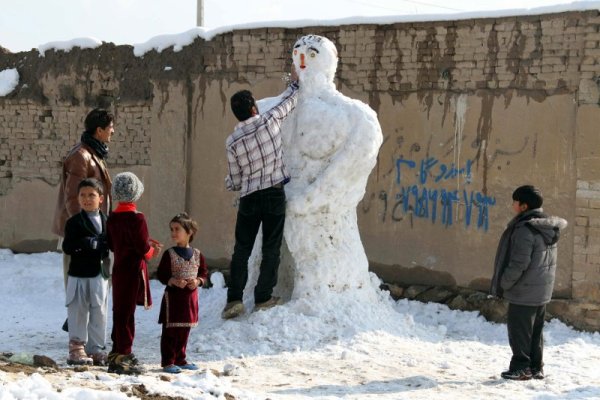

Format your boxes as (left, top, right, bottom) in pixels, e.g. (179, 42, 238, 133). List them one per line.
(106, 172, 162, 375)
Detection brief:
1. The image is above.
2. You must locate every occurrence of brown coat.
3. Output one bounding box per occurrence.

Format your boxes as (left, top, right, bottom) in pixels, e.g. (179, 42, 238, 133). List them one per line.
(52, 142, 112, 236)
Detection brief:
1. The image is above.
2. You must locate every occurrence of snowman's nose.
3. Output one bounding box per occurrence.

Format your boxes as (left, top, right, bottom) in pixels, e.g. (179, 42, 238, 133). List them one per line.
(300, 53, 306, 69)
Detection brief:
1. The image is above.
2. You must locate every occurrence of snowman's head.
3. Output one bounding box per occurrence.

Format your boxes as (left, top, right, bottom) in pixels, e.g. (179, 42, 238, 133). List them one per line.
(292, 35, 338, 91)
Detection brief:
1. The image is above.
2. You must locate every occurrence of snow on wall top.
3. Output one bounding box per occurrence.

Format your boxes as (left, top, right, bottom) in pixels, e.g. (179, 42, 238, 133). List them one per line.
(25, 1, 600, 57)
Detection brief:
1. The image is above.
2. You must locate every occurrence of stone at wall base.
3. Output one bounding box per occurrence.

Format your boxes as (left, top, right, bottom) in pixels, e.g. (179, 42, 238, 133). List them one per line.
(379, 283, 405, 300)
(9, 239, 57, 253)
(384, 282, 600, 332)
(415, 287, 455, 304)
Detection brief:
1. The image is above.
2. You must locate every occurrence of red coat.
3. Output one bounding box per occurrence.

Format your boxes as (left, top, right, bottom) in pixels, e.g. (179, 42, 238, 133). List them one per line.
(157, 248, 208, 327)
(107, 204, 153, 310)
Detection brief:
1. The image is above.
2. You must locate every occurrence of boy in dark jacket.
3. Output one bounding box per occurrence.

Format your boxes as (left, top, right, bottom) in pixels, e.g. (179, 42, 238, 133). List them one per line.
(62, 178, 110, 366)
(490, 185, 567, 380)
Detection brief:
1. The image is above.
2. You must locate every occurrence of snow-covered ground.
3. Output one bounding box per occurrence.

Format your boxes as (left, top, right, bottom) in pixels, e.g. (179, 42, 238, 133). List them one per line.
(0, 249, 599, 399)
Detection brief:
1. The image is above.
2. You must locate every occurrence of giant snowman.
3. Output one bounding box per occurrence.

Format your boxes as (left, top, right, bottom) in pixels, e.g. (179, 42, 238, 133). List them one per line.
(252, 34, 383, 302)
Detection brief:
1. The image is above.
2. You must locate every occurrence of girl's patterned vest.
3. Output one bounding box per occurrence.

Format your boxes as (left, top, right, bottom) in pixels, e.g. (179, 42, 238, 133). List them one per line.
(169, 248, 200, 280)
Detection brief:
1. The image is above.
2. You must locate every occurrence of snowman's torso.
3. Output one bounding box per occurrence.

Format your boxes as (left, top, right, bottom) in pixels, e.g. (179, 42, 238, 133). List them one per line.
(283, 91, 350, 192)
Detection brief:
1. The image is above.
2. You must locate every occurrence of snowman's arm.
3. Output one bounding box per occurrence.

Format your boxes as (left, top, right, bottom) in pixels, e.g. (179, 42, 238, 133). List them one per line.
(300, 109, 382, 212)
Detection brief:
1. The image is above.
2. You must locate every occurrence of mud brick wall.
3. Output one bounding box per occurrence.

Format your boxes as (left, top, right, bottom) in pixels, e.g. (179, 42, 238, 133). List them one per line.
(575, 190, 600, 294)
(1, 10, 600, 329)
(0, 103, 151, 192)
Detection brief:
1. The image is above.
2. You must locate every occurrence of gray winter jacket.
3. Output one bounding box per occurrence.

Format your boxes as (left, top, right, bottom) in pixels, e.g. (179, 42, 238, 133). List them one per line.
(490, 208, 568, 306)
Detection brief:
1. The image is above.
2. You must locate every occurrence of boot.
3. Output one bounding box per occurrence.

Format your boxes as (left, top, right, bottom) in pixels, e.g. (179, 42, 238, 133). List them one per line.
(107, 352, 144, 375)
(67, 340, 93, 365)
(90, 351, 108, 366)
(222, 301, 245, 319)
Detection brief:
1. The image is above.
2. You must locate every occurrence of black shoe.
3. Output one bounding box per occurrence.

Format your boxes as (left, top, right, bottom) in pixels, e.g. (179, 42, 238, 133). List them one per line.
(62, 318, 68, 332)
(531, 368, 544, 380)
(501, 368, 532, 380)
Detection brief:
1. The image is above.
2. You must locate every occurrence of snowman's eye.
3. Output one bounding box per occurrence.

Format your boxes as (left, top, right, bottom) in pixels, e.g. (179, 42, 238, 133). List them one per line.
(309, 51, 316, 58)
(294, 50, 297, 55)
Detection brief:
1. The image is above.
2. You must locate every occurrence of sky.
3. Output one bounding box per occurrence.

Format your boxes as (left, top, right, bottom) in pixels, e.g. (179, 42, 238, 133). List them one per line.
(1, 249, 600, 399)
(0, 0, 593, 53)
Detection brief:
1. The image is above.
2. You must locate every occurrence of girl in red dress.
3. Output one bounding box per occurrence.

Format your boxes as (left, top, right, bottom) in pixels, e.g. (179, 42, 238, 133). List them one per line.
(157, 213, 208, 373)
(107, 172, 162, 375)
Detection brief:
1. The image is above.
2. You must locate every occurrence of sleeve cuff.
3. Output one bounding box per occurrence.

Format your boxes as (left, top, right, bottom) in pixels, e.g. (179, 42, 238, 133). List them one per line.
(144, 246, 155, 260)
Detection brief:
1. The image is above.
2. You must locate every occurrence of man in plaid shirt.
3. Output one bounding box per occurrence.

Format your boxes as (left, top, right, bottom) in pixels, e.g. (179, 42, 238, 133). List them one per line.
(222, 71, 299, 319)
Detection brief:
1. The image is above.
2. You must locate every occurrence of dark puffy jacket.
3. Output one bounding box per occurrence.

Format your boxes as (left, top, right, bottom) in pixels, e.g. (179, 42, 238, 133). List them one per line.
(490, 209, 568, 306)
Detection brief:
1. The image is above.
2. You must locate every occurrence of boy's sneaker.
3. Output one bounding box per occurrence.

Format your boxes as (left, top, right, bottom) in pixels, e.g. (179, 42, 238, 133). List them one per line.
(255, 296, 282, 311)
(163, 364, 181, 374)
(501, 368, 532, 380)
(222, 301, 245, 319)
(107, 352, 144, 375)
(178, 362, 199, 371)
(67, 340, 93, 366)
(531, 368, 545, 380)
(90, 352, 108, 366)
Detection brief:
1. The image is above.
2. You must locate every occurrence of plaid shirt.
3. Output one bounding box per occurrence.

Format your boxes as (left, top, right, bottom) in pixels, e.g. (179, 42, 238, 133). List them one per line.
(225, 84, 298, 197)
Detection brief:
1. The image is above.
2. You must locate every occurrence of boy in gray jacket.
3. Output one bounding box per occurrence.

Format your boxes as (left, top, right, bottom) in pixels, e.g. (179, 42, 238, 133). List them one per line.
(490, 185, 567, 380)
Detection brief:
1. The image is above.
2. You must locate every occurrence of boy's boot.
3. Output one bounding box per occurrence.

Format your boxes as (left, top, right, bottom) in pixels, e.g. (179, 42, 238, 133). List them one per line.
(67, 340, 93, 365)
(90, 351, 108, 366)
(107, 352, 144, 375)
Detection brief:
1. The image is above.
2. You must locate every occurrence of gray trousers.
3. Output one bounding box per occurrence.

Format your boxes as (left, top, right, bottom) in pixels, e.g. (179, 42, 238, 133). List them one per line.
(66, 274, 109, 355)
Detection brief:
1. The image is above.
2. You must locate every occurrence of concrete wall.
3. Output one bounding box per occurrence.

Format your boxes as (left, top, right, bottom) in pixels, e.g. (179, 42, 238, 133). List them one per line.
(1, 11, 600, 309)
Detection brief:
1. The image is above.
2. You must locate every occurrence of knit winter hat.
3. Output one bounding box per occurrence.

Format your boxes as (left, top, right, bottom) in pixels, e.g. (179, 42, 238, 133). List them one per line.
(112, 172, 144, 203)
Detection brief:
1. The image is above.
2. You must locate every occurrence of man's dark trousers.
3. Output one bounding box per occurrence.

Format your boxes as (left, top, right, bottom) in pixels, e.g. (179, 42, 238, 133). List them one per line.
(507, 303, 545, 371)
(228, 185, 286, 304)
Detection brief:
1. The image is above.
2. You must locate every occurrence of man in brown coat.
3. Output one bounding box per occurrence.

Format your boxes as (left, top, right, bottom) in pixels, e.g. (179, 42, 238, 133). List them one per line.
(53, 108, 114, 294)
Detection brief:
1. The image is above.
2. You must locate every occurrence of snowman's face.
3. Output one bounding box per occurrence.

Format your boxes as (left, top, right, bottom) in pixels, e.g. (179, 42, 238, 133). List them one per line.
(292, 35, 338, 85)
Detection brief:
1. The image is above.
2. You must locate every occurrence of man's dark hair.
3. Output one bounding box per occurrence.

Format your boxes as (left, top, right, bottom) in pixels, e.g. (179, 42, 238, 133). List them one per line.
(78, 178, 104, 196)
(230, 90, 256, 121)
(512, 185, 543, 210)
(84, 108, 114, 134)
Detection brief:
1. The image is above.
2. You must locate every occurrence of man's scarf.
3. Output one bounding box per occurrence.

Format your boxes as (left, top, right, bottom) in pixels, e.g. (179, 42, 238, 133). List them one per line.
(81, 131, 109, 159)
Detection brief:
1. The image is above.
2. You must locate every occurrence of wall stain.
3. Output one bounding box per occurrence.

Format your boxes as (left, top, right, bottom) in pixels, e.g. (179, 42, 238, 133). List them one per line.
(506, 20, 528, 99)
(474, 92, 496, 195)
(440, 26, 458, 127)
(185, 76, 194, 212)
(388, 28, 408, 105)
(156, 80, 171, 119)
(416, 26, 438, 117)
(367, 25, 385, 114)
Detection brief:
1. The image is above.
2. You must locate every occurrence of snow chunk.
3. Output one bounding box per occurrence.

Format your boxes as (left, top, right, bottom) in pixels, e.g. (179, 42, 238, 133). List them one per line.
(38, 37, 102, 57)
(133, 27, 207, 57)
(0, 68, 19, 96)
